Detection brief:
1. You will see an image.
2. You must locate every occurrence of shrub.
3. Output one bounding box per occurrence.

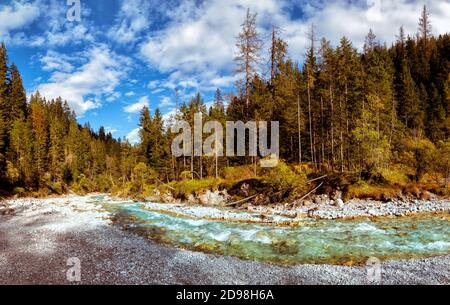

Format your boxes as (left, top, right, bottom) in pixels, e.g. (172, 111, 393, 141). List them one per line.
(379, 166, 409, 186)
(13, 187, 26, 197)
(398, 138, 436, 182)
(261, 160, 307, 199)
(348, 181, 401, 201)
(223, 165, 255, 182)
(175, 178, 223, 197)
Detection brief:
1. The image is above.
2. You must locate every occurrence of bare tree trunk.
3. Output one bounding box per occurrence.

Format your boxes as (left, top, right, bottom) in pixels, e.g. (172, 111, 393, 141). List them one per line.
(339, 95, 344, 173)
(320, 96, 325, 168)
(297, 92, 302, 163)
(330, 85, 334, 169)
(307, 73, 314, 166)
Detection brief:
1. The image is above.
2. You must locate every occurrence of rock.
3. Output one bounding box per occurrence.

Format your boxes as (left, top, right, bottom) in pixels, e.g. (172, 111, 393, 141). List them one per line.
(0, 207, 15, 216)
(186, 194, 198, 205)
(307, 207, 319, 217)
(253, 194, 269, 206)
(238, 183, 250, 197)
(313, 194, 329, 205)
(335, 198, 344, 208)
(198, 190, 229, 206)
(303, 200, 313, 206)
(332, 189, 343, 201)
(161, 192, 176, 203)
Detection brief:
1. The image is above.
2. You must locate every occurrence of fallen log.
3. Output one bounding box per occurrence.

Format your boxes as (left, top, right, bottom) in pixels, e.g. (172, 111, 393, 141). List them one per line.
(306, 175, 328, 184)
(293, 182, 324, 207)
(225, 194, 259, 206)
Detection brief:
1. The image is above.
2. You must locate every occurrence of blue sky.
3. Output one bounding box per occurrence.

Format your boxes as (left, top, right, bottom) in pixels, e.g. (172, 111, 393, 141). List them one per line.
(0, 0, 449, 143)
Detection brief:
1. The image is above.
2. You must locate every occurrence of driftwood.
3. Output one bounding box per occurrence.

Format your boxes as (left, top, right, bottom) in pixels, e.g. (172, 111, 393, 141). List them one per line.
(306, 175, 328, 184)
(293, 182, 324, 207)
(225, 194, 259, 206)
(155, 177, 176, 191)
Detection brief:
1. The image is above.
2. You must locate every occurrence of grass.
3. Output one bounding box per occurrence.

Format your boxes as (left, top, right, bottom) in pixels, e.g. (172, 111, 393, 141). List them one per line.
(347, 181, 402, 201)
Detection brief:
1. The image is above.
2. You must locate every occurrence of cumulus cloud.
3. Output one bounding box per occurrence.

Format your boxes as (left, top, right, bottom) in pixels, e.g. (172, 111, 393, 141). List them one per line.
(108, 0, 153, 45)
(37, 45, 130, 116)
(139, 0, 450, 91)
(125, 91, 136, 97)
(126, 127, 141, 144)
(0, 1, 40, 38)
(124, 96, 149, 113)
(159, 96, 173, 108)
(2, 0, 96, 47)
(39, 50, 76, 72)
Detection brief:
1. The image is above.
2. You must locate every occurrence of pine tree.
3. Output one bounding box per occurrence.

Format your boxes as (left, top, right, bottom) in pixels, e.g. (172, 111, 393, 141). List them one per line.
(235, 9, 263, 111)
(305, 24, 318, 166)
(0, 44, 9, 174)
(139, 106, 153, 165)
(9, 63, 27, 122)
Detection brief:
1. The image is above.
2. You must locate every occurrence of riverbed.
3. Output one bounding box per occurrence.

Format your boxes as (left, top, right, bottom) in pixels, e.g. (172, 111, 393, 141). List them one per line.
(0, 194, 449, 284)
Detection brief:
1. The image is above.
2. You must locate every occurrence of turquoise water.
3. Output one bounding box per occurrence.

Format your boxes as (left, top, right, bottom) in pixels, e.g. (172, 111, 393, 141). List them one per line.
(100, 199, 450, 265)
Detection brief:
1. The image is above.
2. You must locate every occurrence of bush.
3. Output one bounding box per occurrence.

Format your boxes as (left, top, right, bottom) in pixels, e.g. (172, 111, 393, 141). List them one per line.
(223, 165, 255, 182)
(261, 160, 307, 199)
(348, 181, 401, 201)
(175, 178, 223, 197)
(50, 181, 63, 195)
(379, 166, 409, 186)
(13, 187, 26, 197)
(398, 138, 436, 182)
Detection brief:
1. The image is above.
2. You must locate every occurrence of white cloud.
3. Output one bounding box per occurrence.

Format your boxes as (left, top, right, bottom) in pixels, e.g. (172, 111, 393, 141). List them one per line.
(105, 126, 118, 134)
(40, 50, 76, 72)
(139, 0, 450, 91)
(3, 0, 96, 47)
(125, 91, 136, 97)
(124, 96, 149, 113)
(37, 45, 130, 116)
(0, 1, 40, 38)
(148, 80, 161, 89)
(108, 0, 153, 45)
(126, 127, 141, 144)
(159, 96, 173, 108)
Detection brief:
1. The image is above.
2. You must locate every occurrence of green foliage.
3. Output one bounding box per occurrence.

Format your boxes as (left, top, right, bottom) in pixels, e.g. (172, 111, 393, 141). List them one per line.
(399, 138, 436, 182)
(1, 10, 449, 201)
(261, 160, 307, 198)
(223, 166, 256, 182)
(175, 178, 223, 197)
(5, 161, 20, 184)
(348, 181, 401, 201)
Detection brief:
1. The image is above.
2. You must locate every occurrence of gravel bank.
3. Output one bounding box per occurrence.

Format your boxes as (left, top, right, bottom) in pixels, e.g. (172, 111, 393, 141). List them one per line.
(249, 198, 450, 220)
(0, 195, 449, 285)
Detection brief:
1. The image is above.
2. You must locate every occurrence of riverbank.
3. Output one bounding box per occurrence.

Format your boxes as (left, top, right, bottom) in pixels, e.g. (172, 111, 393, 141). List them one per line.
(0, 195, 449, 284)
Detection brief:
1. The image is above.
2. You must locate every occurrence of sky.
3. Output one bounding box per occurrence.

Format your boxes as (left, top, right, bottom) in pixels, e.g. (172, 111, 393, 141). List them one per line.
(0, 0, 449, 144)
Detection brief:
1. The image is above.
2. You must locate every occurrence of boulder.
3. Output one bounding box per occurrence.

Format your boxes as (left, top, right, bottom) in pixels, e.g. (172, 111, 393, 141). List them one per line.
(198, 190, 229, 206)
(0, 207, 15, 216)
(161, 191, 176, 203)
(335, 198, 344, 208)
(187, 194, 199, 205)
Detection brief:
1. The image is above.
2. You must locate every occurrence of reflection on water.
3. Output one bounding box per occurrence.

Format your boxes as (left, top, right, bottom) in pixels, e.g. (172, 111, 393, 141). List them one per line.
(99, 198, 450, 265)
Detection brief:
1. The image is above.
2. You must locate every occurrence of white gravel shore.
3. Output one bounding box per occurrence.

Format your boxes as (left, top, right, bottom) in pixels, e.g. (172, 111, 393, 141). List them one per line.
(0, 195, 449, 285)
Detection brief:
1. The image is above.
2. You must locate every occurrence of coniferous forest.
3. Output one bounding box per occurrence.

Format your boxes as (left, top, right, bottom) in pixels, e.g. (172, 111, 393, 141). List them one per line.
(0, 6, 449, 201)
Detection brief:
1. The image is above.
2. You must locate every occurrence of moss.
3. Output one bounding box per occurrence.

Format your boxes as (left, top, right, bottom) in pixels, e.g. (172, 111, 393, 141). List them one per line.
(348, 181, 402, 201)
(379, 167, 410, 186)
(13, 187, 26, 197)
(174, 178, 224, 197)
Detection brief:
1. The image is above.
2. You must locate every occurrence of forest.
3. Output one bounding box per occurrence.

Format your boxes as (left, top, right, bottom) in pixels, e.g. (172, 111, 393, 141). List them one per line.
(0, 6, 448, 202)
